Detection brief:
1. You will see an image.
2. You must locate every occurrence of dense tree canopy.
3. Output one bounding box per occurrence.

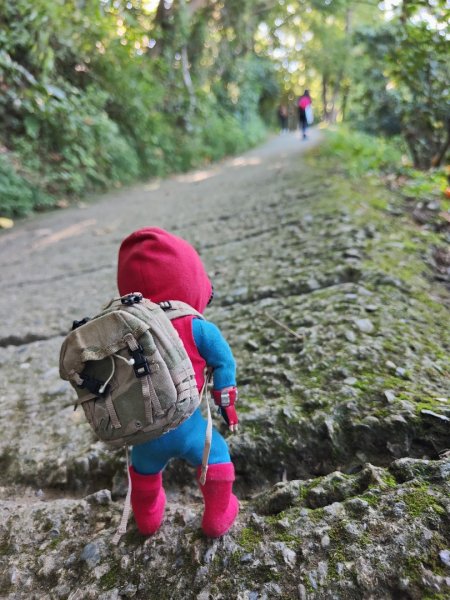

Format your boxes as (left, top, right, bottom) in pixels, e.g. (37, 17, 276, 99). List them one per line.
(261, 0, 449, 168)
(0, 0, 448, 216)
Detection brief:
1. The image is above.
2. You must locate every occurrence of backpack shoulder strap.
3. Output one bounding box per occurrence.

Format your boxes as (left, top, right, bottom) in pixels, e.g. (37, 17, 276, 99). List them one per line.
(157, 300, 204, 321)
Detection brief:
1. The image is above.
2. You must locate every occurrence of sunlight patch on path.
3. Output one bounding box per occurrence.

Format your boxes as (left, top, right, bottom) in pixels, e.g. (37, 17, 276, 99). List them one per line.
(31, 219, 97, 250)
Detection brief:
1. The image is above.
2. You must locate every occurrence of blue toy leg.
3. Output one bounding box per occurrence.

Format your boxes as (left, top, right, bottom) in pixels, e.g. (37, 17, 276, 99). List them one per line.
(182, 408, 231, 467)
(131, 408, 230, 475)
(131, 429, 178, 475)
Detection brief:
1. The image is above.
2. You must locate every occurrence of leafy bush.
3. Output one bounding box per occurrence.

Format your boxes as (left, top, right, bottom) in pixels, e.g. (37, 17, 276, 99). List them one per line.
(320, 126, 448, 207)
(12, 84, 141, 195)
(0, 2, 274, 218)
(203, 113, 245, 159)
(0, 154, 53, 217)
(351, 17, 450, 170)
(401, 170, 447, 203)
(321, 126, 404, 176)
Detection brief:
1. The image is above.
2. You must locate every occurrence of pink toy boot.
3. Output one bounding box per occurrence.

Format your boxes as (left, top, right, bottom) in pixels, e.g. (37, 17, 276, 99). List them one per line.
(197, 462, 239, 537)
(129, 466, 166, 535)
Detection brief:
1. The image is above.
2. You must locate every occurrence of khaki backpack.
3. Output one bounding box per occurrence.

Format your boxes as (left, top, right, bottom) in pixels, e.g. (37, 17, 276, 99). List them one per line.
(59, 293, 202, 448)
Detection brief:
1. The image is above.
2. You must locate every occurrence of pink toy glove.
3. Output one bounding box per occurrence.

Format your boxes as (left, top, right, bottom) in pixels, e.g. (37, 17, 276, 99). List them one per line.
(211, 386, 239, 432)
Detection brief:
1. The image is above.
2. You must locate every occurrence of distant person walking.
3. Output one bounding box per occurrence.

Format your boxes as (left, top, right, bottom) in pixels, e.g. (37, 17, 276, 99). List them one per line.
(298, 90, 312, 139)
(277, 104, 288, 133)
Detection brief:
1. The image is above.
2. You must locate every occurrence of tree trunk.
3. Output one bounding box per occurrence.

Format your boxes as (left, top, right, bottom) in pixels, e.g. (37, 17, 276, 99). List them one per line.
(181, 45, 196, 113)
(404, 127, 422, 169)
(329, 81, 340, 123)
(332, 6, 352, 123)
(322, 76, 329, 121)
(149, 0, 174, 57)
(341, 82, 350, 122)
(155, 0, 173, 28)
(400, 0, 410, 24)
(431, 124, 450, 167)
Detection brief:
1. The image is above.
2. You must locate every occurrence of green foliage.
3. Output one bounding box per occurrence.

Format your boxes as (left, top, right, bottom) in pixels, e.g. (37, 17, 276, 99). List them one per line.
(0, 0, 274, 217)
(11, 84, 141, 195)
(402, 170, 447, 202)
(320, 126, 448, 208)
(320, 126, 404, 176)
(0, 153, 53, 216)
(351, 11, 450, 169)
(4, 0, 446, 219)
(260, 0, 449, 170)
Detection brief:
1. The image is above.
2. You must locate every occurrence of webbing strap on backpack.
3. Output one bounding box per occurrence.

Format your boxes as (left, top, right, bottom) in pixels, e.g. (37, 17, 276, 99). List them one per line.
(123, 332, 164, 424)
(159, 300, 203, 321)
(112, 446, 132, 545)
(199, 369, 213, 485)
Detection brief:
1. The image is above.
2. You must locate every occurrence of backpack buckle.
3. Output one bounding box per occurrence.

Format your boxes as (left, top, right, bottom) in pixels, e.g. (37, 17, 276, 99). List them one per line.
(130, 345, 151, 378)
(159, 301, 173, 311)
(71, 317, 90, 331)
(78, 373, 107, 396)
(121, 292, 143, 306)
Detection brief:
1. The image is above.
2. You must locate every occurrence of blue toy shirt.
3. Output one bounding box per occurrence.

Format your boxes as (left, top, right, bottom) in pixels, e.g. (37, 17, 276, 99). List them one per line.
(192, 318, 236, 390)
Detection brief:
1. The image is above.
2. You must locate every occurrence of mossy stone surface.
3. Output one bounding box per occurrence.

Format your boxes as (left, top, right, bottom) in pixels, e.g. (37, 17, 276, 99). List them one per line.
(0, 132, 449, 598)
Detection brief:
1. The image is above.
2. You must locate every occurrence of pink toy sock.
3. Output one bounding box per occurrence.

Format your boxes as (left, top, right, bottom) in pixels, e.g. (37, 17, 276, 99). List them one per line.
(129, 467, 166, 535)
(197, 462, 239, 537)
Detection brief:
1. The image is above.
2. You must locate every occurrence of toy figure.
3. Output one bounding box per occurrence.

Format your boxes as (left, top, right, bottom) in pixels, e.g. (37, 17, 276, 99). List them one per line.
(117, 227, 239, 537)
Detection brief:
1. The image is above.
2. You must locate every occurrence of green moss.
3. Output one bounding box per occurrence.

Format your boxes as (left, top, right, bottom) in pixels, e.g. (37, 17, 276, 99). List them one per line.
(302, 575, 316, 594)
(403, 554, 422, 583)
(238, 527, 263, 552)
(258, 565, 282, 582)
(264, 517, 301, 546)
(329, 547, 346, 564)
(366, 250, 426, 287)
(299, 478, 322, 500)
(380, 473, 397, 488)
(308, 507, 325, 522)
(47, 537, 61, 550)
(403, 542, 448, 589)
(328, 521, 352, 545)
(326, 545, 349, 584)
(99, 562, 121, 589)
(228, 550, 243, 567)
(265, 513, 286, 527)
(403, 484, 444, 518)
(414, 399, 449, 415)
(0, 541, 11, 556)
(275, 532, 300, 545)
(369, 197, 388, 211)
(360, 493, 380, 507)
(433, 504, 446, 516)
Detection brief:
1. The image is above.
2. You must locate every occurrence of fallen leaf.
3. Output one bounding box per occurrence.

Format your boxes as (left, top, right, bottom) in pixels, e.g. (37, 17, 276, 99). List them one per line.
(0, 217, 14, 229)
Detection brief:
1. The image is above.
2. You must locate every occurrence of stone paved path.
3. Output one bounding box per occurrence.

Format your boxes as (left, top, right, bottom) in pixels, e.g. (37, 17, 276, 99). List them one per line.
(1, 127, 450, 600)
(0, 128, 324, 496)
(0, 130, 320, 344)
